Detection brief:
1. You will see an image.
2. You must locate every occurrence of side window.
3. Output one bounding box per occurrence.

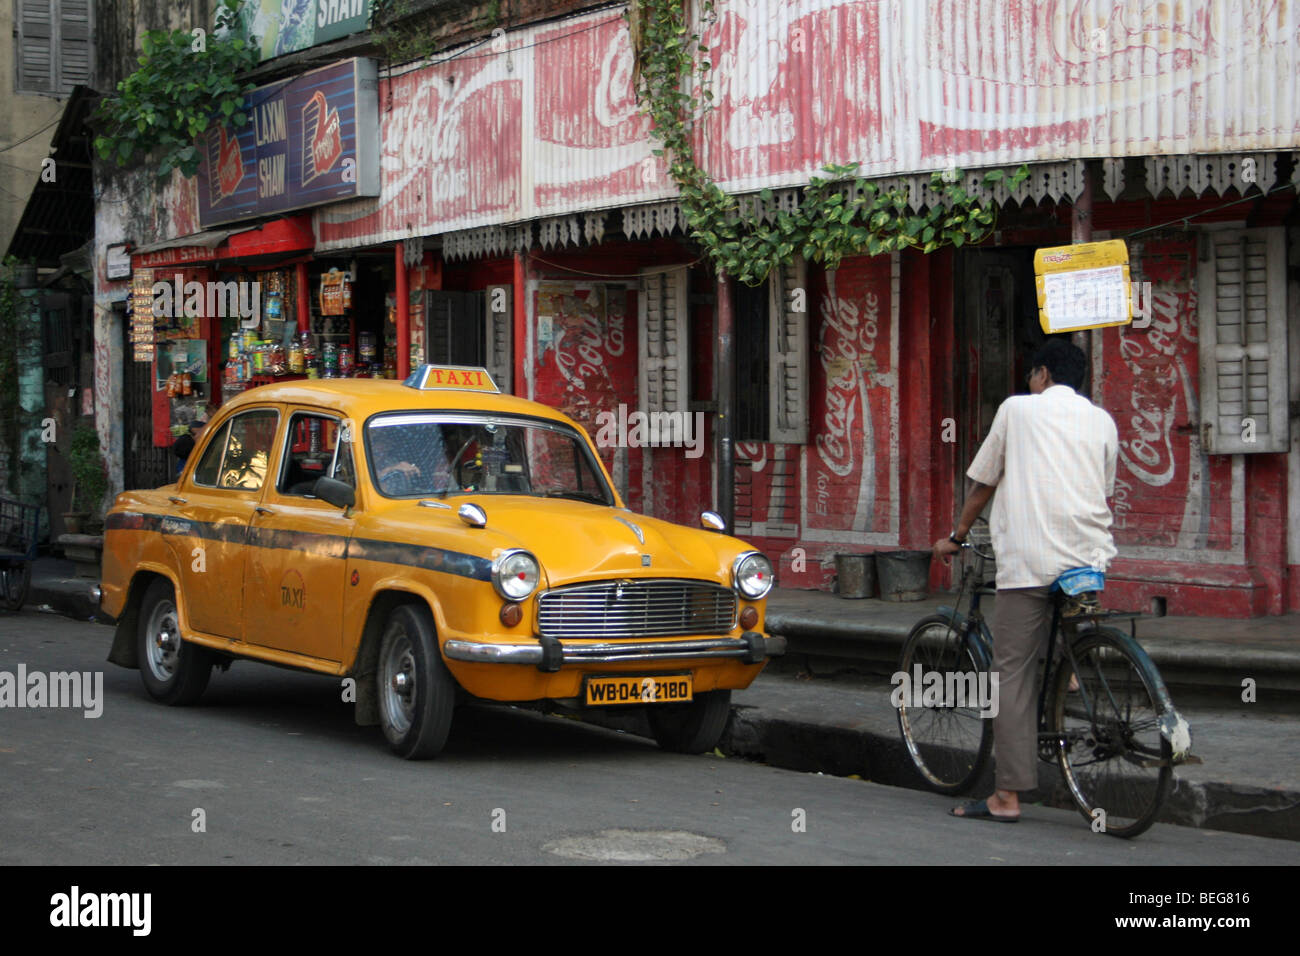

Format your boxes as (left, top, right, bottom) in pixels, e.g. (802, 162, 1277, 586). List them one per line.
(215, 410, 278, 491)
(192, 421, 231, 487)
(278, 412, 353, 496)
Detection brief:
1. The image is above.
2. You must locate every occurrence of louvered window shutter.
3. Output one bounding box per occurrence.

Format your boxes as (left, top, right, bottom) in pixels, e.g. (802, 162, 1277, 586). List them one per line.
(767, 257, 809, 444)
(484, 284, 512, 393)
(639, 267, 689, 414)
(1197, 228, 1288, 454)
(17, 0, 55, 93)
(58, 0, 93, 90)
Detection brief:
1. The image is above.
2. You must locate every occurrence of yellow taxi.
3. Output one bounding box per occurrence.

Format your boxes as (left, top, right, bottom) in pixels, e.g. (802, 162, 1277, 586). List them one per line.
(100, 366, 783, 758)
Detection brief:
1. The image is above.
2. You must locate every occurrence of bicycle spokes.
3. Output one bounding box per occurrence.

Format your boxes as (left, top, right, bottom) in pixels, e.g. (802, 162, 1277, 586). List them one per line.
(1051, 632, 1172, 837)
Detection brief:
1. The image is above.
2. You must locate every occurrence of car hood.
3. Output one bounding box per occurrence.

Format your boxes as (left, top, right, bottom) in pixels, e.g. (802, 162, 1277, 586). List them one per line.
(368, 496, 748, 588)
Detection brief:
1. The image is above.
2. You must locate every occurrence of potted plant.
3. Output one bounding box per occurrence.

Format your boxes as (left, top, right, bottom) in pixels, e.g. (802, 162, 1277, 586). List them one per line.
(66, 424, 108, 535)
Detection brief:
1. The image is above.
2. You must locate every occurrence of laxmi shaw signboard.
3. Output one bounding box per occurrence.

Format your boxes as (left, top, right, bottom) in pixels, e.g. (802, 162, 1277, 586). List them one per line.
(1034, 240, 1133, 333)
(196, 58, 379, 229)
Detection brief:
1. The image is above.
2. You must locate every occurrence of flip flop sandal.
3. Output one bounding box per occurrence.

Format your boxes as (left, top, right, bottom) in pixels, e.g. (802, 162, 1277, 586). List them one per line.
(950, 799, 1019, 823)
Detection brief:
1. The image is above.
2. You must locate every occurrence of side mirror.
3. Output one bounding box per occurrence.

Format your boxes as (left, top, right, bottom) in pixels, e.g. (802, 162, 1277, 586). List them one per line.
(700, 511, 726, 532)
(314, 476, 356, 509)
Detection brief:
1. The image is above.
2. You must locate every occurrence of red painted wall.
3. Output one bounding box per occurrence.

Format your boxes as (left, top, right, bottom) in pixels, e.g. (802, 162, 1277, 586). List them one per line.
(1092, 236, 1289, 617)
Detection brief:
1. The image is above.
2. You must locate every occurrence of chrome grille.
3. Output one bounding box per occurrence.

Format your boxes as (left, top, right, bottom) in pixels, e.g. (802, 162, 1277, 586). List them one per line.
(537, 579, 737, 640)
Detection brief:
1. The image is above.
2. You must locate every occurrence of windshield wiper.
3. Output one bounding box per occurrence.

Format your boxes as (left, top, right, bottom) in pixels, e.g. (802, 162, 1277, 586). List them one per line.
(539, 490, 609, 504)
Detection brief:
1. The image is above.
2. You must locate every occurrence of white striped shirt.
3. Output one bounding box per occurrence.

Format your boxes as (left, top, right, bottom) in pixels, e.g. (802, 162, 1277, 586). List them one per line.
(967, 384, 1118, 590)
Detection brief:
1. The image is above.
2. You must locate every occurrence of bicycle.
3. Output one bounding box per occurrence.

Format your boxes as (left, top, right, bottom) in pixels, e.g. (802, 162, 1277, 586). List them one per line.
(895, 519, 1193, 838)
(0, 495, 41, 612)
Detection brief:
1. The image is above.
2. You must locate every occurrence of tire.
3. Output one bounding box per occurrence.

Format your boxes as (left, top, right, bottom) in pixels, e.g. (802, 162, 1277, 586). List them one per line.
(895, 615, 993, 794)
(376, 603, 455, 759)
(0, 561, 31, 611)
(1049, 628, 1172, 838)
(137, 578, 212, 705)
(648, 689, 731, 754)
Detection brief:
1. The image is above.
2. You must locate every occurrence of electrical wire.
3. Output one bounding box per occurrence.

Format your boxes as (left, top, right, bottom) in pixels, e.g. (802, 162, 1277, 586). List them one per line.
(526, 254, 703, 280)
(383, 7, 620, 77)
(1111, 181, 1298, 241)
(0, 116, 61, 154)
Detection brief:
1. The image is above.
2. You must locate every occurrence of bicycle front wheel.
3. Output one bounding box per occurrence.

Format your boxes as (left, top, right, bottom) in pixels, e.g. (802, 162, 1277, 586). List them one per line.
(1049, 628, 1172, 838)
(896, 615, 992, 795)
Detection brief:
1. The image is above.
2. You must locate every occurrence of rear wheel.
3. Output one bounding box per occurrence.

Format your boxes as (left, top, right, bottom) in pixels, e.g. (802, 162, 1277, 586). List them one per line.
(648, 689, 732, 754)
(376, 603, 455, 759)
(0, 561, 31, 611)
(896, 615, 992, 794)
(1050, 629, 1171, 838)
(137, 578, 212, 705)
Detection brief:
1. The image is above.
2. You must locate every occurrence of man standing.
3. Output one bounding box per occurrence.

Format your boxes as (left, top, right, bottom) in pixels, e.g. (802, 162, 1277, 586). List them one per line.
(933, 339, 1118, 822)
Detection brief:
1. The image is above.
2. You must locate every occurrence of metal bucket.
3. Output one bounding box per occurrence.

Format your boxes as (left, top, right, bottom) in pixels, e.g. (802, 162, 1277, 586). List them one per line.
(875, 550, 932, 601)
(834, 553, 877, 599)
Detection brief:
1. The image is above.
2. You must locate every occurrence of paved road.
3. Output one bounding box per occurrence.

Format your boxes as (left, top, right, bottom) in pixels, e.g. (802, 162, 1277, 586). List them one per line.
(1, 612, 1296, 865)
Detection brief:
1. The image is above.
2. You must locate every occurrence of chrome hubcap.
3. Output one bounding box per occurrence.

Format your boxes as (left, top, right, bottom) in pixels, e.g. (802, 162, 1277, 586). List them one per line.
(145, 600, 181, 681)
(380, 632, 417, 735)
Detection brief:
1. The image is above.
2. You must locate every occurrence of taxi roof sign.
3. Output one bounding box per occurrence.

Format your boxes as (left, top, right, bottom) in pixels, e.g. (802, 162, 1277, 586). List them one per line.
(403, 365, 500, 393)
(1033, 239, 1133, 334)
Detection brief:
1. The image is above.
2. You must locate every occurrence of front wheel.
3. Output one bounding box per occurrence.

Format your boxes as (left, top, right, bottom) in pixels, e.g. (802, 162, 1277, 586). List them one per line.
(648, 689, 731, 754)
(1049, 628, 1172, 838)
(896, 615, 992, 794)
(376, 603, 455, 759)
(137, 578, 212, 705)
(0, 561, 31, 611)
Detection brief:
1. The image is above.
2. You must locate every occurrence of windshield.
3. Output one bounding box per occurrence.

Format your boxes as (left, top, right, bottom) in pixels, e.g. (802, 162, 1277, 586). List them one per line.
(365, 413, 615, 504)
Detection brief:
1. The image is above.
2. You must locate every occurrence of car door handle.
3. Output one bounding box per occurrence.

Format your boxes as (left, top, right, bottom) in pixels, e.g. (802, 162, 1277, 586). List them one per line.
(168, 496, 187, 505)
(254, 506, 275, 516)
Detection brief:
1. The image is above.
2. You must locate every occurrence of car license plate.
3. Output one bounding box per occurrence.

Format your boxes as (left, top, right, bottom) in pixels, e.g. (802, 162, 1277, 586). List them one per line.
(585, 675, 693, 706)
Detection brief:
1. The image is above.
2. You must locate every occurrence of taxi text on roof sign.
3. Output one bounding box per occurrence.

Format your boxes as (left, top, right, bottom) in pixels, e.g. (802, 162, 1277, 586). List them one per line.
(1033, 239, 1133, 334)
(403, 365, 500, 393)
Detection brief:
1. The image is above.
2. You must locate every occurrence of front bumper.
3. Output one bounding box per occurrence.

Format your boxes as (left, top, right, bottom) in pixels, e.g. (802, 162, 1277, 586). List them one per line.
(443, 631, 786, 671)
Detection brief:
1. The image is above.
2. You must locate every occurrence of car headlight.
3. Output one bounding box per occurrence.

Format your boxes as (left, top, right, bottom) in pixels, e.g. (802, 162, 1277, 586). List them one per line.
(492, 549, 540, 601)
(732, 551, 773, 600)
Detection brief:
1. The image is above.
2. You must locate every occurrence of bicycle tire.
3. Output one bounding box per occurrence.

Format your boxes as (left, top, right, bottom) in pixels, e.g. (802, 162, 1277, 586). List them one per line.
(1048, 626, 1172, 838)
(896, 614, 993, 795)
(1, 561, 30, 612)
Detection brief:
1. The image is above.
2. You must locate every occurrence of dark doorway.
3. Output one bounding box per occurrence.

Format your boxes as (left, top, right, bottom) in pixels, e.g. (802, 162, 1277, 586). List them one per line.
(954, 247, 1044, 521)
(122, 302, 170, 490)
(425, 290, 486, 367)
(732, 280, 768, 442)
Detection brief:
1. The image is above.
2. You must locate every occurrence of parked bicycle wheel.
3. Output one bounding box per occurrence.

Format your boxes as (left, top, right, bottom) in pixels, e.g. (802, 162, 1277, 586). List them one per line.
(896, 615, 992, 794)
(1049, 627, 1171, 838)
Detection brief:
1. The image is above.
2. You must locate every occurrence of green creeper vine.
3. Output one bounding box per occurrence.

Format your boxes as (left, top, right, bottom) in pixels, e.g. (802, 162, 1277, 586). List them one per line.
(91, 0, 259, 180)
(627, 0, 1030, 284)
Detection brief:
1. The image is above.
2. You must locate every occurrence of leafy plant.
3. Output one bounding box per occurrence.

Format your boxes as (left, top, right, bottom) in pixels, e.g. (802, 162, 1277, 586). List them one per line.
(627, 0, 1029, 284)
(91, 0, 260, 180)
(68, 424, 109, 515)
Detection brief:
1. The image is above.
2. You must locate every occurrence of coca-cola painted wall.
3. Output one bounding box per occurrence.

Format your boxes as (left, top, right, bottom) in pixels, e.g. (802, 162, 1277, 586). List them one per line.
(1093, 236, 1288, 616)
(315, 0, 1300, 251)
(735, 254, 899, 588)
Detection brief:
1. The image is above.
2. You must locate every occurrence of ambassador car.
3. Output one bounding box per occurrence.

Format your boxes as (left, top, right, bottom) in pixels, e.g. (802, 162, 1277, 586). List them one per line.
(99, 366, 783, 758)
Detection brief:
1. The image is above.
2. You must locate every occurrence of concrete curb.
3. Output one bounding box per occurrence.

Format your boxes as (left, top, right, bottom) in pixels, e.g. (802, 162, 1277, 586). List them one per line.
(574, 699, 1300, 842)
(765, 607, 1300, 692)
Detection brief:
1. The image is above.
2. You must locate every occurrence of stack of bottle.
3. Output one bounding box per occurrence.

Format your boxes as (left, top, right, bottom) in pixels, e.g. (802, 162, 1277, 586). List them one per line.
(224, 328, 400, 385)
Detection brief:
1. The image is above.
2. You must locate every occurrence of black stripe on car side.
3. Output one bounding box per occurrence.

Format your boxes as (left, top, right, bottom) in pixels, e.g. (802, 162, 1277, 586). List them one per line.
(106, 512, 492, 582)
(346, 537, 493, 581)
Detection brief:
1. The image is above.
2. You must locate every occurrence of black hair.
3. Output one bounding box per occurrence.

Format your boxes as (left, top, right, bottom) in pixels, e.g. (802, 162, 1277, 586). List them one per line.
(1029, 338, 1086, 391)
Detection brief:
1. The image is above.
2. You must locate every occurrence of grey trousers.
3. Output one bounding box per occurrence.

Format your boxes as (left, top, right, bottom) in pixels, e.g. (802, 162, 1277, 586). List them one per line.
(991, 586, 1053, 792)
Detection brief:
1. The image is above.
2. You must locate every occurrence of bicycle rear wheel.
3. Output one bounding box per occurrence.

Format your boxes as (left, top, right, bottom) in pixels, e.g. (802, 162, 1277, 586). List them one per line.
(1049, 628, 1171, 838)
(896, 615, 992, 794)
